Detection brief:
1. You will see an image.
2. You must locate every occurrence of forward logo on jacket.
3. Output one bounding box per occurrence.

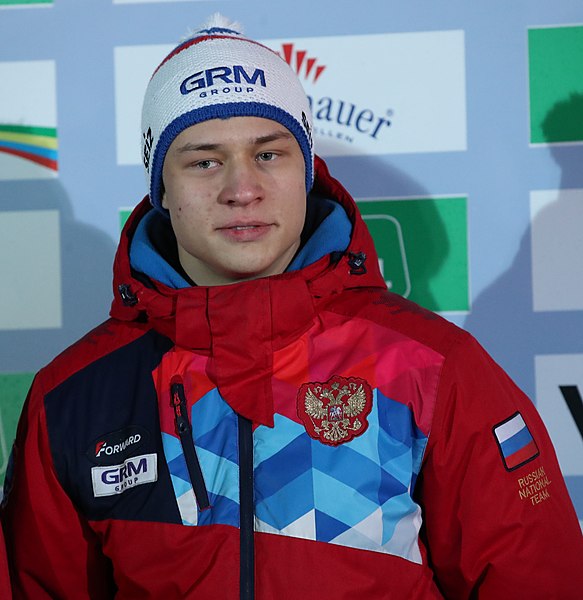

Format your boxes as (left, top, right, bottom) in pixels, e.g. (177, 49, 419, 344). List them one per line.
(297, 375, 373, 446)
(87, 426, 149, 465)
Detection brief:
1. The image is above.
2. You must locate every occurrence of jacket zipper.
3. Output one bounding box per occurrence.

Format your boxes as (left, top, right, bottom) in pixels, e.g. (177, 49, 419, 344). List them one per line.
(170, 378, 211, 511)
(238, 415, 254, 600)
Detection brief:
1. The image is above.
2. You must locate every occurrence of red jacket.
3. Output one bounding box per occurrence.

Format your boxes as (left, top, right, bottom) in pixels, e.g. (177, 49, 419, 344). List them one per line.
(3, 158, 582, 598)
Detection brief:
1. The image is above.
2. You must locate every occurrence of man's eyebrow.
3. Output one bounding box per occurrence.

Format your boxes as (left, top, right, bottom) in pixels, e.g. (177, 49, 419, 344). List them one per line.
(174, 142, 220, 153)
(254, 130, 294, 145)
(173, 130, 294, 154)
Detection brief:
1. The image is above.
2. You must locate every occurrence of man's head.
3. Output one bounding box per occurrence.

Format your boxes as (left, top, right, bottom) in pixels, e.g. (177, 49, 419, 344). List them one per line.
(141, 14, 314, 213)
(160, 116, 307, 286)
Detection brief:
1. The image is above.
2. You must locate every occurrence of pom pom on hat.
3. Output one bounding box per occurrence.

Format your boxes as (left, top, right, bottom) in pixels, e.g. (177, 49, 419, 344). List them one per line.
(141, 14, 314, 213)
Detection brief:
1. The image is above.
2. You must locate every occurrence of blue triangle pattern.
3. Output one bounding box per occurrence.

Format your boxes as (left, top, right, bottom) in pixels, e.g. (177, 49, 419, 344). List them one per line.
(255, 469, 314, 530)
(192, 391, 239, 460)
(377, 389, 426, 449)
(167, 452, 189, 483)
(315, 508, 352, 542)
(378, 466, 408, 506)
(254, 412, 306, 463)
(254, 432, 312, 501)
(197, 491, 239, 528)
(190, 388, 231, 438)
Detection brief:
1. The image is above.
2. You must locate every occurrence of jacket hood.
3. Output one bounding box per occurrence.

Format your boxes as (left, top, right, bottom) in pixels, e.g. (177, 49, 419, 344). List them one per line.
(110, 156, 386, 426)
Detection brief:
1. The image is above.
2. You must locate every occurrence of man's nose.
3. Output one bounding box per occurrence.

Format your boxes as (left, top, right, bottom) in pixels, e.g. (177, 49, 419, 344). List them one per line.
(217, 159, 264, 206)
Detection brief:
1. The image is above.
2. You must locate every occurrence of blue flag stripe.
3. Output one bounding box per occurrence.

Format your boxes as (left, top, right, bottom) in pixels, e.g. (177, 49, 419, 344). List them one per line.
(500, 426, 533, 457)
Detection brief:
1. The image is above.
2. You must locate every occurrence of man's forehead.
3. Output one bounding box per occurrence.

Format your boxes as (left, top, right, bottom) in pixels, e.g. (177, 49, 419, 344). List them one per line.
(172, 117, 295, 150)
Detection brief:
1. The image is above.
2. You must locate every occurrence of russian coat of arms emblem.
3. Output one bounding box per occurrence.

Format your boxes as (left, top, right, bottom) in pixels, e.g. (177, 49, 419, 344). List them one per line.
(296, 376, 373, 446)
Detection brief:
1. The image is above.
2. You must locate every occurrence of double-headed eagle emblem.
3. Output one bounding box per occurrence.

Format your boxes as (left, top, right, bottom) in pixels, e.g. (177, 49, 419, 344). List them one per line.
(297, 376, 373, 446)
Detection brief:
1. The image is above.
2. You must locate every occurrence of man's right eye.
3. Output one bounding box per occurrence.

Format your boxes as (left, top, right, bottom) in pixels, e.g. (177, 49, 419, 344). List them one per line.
(195, 159, 219, 170)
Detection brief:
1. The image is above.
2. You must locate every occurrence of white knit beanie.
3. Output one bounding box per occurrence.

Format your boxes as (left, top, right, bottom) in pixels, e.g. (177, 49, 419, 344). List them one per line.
(141, 14, 315, 213)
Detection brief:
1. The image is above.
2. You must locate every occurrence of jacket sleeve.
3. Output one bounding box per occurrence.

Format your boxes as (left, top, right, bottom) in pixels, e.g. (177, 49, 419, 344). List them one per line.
(417, 333, 583, 599)
(0, 523, 12, 600)
(1, 376, 114, 599)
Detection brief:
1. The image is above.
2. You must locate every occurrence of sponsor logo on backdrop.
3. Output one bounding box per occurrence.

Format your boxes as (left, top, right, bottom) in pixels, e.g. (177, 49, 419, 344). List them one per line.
(266, 31, 466, 156)
(534, 354, 583, 477)
(276, 42, 391, 150)
(559, 386, 583, 441)
(0, 60, 57, 180)
(115, 30, 466, 165)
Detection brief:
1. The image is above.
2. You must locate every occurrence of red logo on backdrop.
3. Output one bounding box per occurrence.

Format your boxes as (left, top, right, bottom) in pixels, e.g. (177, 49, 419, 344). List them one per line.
(279, 43, 326, 83)
(297, 376, 373, 446)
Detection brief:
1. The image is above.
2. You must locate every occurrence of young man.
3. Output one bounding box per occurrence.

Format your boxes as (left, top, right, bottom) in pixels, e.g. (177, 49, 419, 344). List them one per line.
(3, 15, 582, 599)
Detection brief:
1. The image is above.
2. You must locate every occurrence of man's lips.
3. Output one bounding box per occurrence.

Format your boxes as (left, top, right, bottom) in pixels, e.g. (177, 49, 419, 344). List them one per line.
(216, 222, 274, 241)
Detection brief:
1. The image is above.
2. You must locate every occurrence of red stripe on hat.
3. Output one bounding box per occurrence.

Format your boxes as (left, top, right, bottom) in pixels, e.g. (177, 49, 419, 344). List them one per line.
(152, 35, 280, 78)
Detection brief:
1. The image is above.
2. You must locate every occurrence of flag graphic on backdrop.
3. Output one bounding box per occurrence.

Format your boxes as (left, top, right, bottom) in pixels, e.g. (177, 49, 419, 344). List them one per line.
(0, 60, 57, 180)
(266, 31, 467, 157)
(0, 125, 57, 171)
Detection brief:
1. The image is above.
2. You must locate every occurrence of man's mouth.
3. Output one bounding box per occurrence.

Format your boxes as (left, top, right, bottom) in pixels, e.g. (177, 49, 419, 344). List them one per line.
(217, 222, 274, 241)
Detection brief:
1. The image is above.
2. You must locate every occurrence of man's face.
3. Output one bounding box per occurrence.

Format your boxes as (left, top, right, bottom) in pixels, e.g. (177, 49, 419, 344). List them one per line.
(162, 117, 307, 286)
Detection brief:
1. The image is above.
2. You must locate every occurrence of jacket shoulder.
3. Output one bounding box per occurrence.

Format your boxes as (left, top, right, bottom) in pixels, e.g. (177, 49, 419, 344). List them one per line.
(35, 318, 154, 396)
(324, 287, 468, 356)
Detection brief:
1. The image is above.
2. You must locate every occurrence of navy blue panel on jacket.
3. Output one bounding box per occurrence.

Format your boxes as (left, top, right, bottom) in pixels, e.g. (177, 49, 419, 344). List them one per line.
(44, 329, 180, 523)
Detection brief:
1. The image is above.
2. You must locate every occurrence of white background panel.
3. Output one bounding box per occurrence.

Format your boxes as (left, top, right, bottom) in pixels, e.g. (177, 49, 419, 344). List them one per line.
(0, 210, 61, 330)
(0, 60, 56, 128)
(530, 189, 583, 312)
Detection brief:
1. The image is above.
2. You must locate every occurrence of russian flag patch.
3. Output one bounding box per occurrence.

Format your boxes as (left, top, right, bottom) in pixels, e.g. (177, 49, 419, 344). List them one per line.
(493, 412, 540, 471)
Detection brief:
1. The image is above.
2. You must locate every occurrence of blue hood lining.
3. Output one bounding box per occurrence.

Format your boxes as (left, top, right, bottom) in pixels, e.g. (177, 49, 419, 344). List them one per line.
(130, 195, 352, 289)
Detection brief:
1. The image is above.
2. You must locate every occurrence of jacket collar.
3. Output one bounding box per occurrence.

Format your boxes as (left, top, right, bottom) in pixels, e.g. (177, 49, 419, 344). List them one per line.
(110, 156, 386, 425)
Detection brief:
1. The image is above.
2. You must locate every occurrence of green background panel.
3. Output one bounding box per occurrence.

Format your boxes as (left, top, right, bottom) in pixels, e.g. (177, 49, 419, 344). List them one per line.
(0, 373, 33, 486)
(528, 26, 583, 144)
(357, 197, 468, 312)
(119, 208, 132, 231)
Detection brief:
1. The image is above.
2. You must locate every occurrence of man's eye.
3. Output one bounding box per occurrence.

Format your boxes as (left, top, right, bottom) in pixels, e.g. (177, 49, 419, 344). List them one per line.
(257, 152, 277, 162)
(196, 159, 218, 170)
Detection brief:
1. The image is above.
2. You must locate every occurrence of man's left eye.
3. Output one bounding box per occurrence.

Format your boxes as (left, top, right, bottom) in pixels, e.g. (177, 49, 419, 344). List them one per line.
(257, 152, 276, 161)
